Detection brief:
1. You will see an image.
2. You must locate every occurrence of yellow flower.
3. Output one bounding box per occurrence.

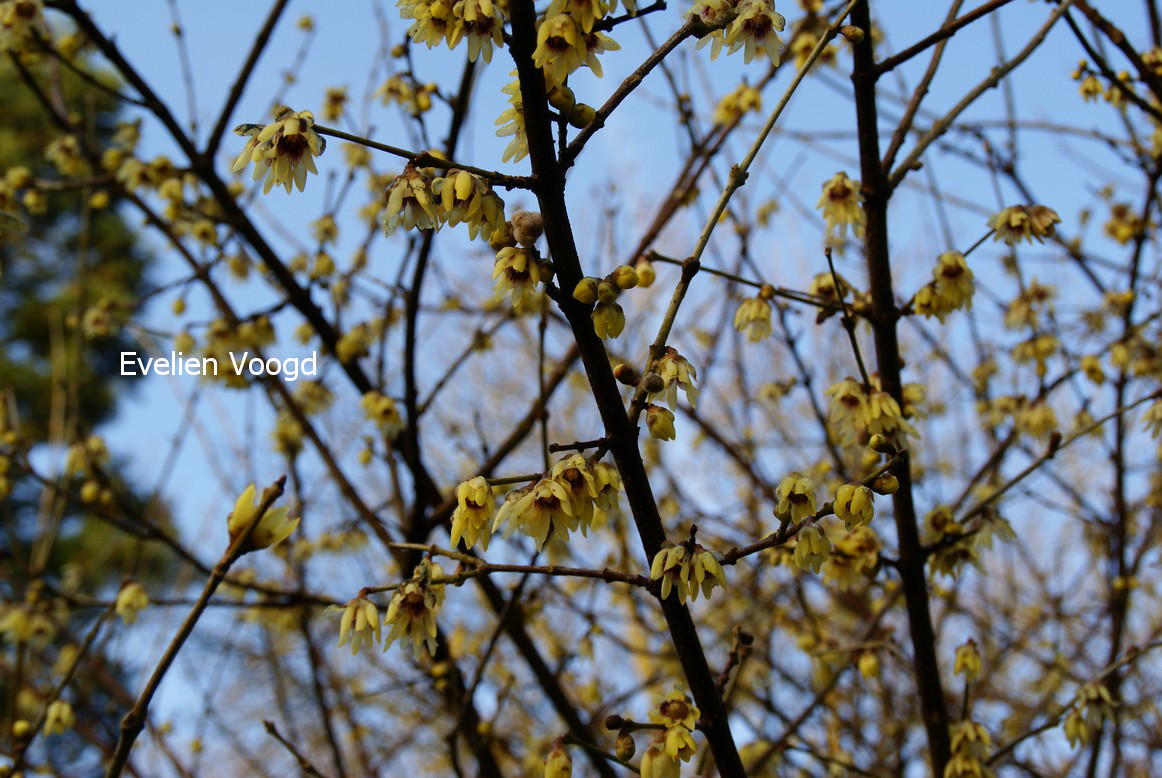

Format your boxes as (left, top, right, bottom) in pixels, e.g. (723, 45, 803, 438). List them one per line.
(451, 0, 504, 63)
(493, 246, 544, 307)
(647, 404, 676, 441)
(43, 700, 74, 736)
(231, 109, 325, 194)
(916, 251, 974, 321)
(662, 725, 697, 761)
(833, 482, 874, 531)
(713, 82, 762, 125)
(433, 169, 506, 240)
(651, 542, 727, 602)
(650, 544, 691, 602)
(361, 391, 405, 437)
(817, 171, 865, 245)
(775, 471, 816, 524)
(333, 597, 381, 656)
(954, 638, 982, 682)
(115, 581, 149, 625)
(690, 0, 733, 60)
(1142, 401, 1162, 439)
(322, 86, 347, 121)
(650, 348, 699, 409)
(724, 0, 785, 65)
(733, 295, 771, 341)
(226, 483, 299, 551)
(591, 301, 625, 338)
(495, 74, 531, 163)
(547, 0, 607, 33)
(0, 0, 45, 54)
(533, 12, 588, 87)
(988, 204, 1060, 245)
(650, 685, 700, 730)
(639, 740, 680, 778)
(551, 455, 598, 530)
(383, 165, 440, 235)
(1079, 73, 1102, 101)
(384, 559, 445, 659)
(451, 476, 496, 550)
(793, 523, 830, 573)
(494, 477, 575, 550)
(946, 720, 991, 778)
(376, 75, 436, 116)
(582, 29, 620, 77)
(544, 739, 572, 778)
(591, 460, 622, 512)
(401, 0, 458, 50)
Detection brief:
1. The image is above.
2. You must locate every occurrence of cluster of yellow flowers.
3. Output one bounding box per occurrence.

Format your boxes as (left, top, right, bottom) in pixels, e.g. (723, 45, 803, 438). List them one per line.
(988, 204, 1060, 246)
(232, 109, 326, 194)
(821, 524, 879, 589)
(451, 456, 621, 551)
(825, 377, 917, 447)
(376, 74, 438, 116)
(331, 559, 447, 660)
(817, 171, 865, 245)
(399, 0, 505, 63)
(914, 251, 974, 322)
(712, 81, 762, 125)
(635, 686, 701, 777)
(1063, 682, 1114, 748)
(573, 261, 652, 339)
(361, 391, 406, 438)
(649, 540, 727, 603)
(691, 0, 785, 66)
(533, 7, 620, 87)
(382, 164, 507, 242)
(944, 720, 991, 778)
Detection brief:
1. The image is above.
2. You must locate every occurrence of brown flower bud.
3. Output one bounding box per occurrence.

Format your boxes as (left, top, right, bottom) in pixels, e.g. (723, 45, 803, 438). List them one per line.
(511, 210, 544, 247)
(613, 363, 640, 386)
(642, 372, 665, 394)
(615, 728, 636, 761)
(840, 25, 865, 43)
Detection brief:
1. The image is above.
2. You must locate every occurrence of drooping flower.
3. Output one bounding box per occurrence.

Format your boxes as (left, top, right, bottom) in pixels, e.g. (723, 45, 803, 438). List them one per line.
(451, 0, 504, 63)
(547, 0, 607, 33)
(383, 559, 445, 659)
(833, 482, 874, 531)
(651, 543, 727, 603)
(433, 169, 506, 240)
(915, 251, 974, 321)
(551, 455, 598, 530)
(451, 476, 496, 551)
(647, 404, 677, 441)
(639, 740, 681, 778)
(533, 12, 589, 87)
(495, 74, 530, 163)
(723, 0, 785, 65)
(43, 700, 75, 736)
(493, 477, 575, 550)
(650, 348, 699, 409)
(989, 204, 1060, 245)
(793, 523, 831, 573)
(226, 483, 299, 552)
(733, 295, 772, 341)
(775, 471, 816, 524)
(817, 171, 865, 245)
(591, 301, 626, 338)
(544, 738, 573, 778)
(713, 81, 762, 125)
(115, 581, 149, 625)
(493, 246, 544, 308)
(332, 596, 381, 656)
(361, 391, 406, 438)
(383, 165, 440, 235)
(650, 685, 700, 730)
(954, 638, 982, 682)
(232, 109, 325, 195)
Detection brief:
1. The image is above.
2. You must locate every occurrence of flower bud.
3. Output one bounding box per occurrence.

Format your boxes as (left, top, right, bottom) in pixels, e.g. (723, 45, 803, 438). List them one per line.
(612, 264, 639, 290)
(635, 258, 656, 287)
(642, 372, 665, 394)
(511, 210, 544, 247)
(858, 650, 879, 679)
(568, 103, 596, 129)
(613, 363, 640, 386)
(573, 277, 600, 304)
(597, 280, 620, 303)
(391, 43, 407, 57)
(615, 728, 636, 762)
(647, 405, 676, 441)
(868, 433, 895, 454)
(547, 85, 576, 115)
(758, 283, 775, 300)
(871, 473, 899, 495)
(840, 25, 864, 43)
